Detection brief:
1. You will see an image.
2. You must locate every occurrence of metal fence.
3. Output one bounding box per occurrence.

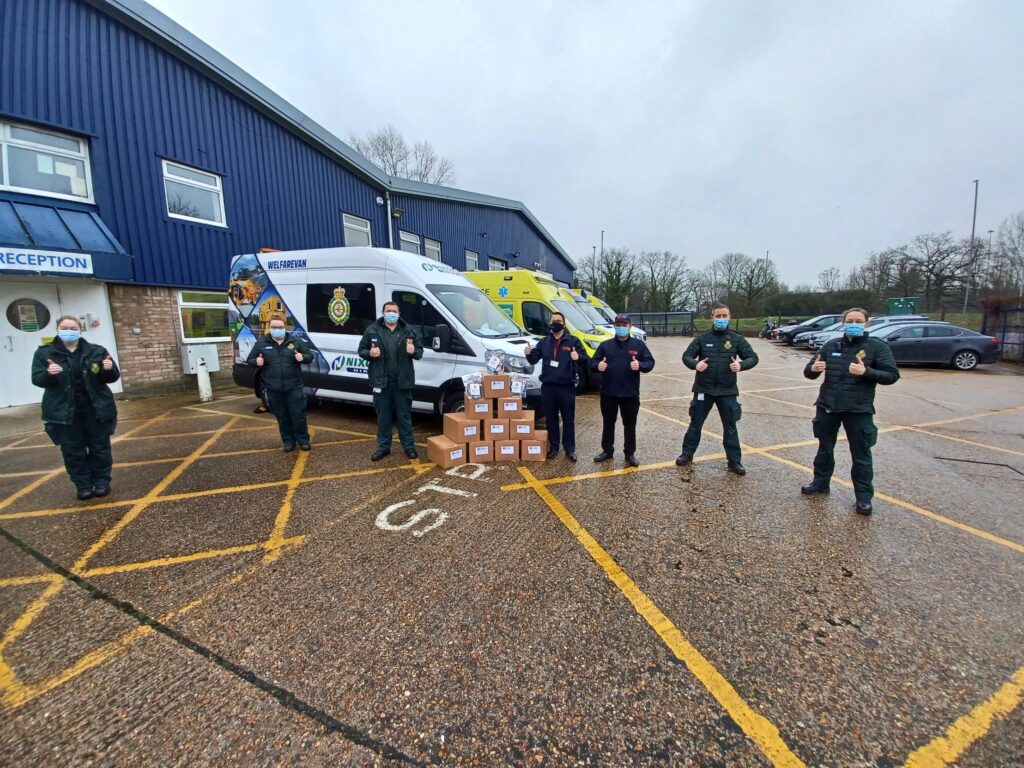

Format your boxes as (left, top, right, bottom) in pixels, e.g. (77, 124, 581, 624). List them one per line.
(982, 306, 1024, 362)
(628, 311, 696, 336)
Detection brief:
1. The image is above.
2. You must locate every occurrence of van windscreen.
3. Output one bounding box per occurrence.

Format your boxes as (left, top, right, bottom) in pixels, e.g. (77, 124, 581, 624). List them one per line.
(428, 283, 523, 338)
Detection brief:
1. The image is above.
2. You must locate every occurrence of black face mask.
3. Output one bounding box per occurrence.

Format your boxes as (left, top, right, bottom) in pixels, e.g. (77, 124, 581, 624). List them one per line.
(550, 322, 565, 333)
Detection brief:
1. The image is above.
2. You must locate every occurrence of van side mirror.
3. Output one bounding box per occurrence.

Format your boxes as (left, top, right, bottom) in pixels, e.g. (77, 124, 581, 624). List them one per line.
(433, 323, 451, 353)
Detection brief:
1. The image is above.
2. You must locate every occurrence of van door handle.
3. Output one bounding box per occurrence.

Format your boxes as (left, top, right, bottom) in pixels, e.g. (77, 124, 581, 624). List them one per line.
(4, 336, 12, 352)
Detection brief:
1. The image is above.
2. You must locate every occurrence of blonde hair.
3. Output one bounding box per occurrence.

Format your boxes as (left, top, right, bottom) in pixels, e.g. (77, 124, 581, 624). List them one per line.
(843, 307, 870, 322)
(55, 314, 83, 330)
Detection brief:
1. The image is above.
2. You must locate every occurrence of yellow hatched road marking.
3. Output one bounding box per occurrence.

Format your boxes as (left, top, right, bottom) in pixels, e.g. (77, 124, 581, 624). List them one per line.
(184, 405, 375, 438)
(263, 430, 312, 562)
(517, 467, 805, 767)
(902, 664, 1024, 768)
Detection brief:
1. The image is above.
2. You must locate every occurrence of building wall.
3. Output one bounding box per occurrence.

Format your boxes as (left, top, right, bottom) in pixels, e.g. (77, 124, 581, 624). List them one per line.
(107, 284, 233, 395)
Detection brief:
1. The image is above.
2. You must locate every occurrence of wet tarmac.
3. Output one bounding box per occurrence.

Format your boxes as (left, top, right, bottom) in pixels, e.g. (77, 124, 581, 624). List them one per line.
(1, 338, 1022, 767)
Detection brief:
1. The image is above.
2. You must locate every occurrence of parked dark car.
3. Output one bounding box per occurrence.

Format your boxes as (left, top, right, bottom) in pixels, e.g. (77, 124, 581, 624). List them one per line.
(873, 323, 1000, 370)
(777, 314, 842, 345)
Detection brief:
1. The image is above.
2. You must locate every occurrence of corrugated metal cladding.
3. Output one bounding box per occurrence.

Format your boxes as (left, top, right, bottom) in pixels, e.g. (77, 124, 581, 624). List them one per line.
(392, 195, 573, 285)
(0, 0, 575, 290)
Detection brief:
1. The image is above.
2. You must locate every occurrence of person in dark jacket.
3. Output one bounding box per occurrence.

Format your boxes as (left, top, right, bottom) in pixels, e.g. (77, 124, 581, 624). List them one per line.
(525, 312, 586, 461)
(246, 315, 315, 452)
(591, 314, 655, 467)
(679, 304, 759, 475)
(358, 302, 423, 461)
(801, 307, 900, 515)
(31, 315, 120, 500)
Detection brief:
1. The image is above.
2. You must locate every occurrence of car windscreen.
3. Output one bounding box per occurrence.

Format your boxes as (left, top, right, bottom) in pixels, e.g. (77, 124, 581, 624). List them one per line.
(552, 299, 596, 332)
(428, 283, 524, 338)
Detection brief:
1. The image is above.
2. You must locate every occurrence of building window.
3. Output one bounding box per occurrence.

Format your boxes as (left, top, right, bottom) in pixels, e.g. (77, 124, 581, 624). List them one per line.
(343, 213, 372, 246)
(398, 230, 420, 254)
(465, 249, 479, 271)
(424, 237, 442, 262)
(163, 159, 226, 226)
(488, 258, 506, 271)
(178, 291, 231, 342)
(0, 120, 93, 202)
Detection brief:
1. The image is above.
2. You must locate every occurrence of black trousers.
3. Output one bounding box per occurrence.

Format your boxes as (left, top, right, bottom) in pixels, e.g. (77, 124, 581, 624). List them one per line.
(373, 386, 415, 451)
(267, 387, 309, 447)
(811, 407, 878, 502)
(48, 408, 115, 492)
(541, 383, 576, 453)
(681, 394, 742, 465)
(600, 395, 640, 454)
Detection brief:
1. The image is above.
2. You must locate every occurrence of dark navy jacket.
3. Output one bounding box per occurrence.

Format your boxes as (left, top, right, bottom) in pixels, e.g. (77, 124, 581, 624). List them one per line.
(525, 332, 586, 387)
(591, 337, 655, 397)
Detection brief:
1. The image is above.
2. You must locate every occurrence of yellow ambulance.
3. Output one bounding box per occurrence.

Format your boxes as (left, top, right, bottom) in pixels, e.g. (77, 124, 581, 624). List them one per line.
(465, 269, 611, 391)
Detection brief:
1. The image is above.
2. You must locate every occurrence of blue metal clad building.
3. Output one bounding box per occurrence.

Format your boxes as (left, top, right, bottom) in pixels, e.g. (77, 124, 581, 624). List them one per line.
(0, 0, 574, 404)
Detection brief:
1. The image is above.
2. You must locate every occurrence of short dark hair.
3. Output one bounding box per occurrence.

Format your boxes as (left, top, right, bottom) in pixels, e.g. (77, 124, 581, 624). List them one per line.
(550, 311, 565, 322)
(711, 303, 730, 314)
(382, 301, 399, 312)
(843, 307, 870, 322)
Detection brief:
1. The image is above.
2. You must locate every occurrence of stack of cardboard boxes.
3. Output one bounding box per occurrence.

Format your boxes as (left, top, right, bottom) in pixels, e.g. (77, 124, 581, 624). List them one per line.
(426, 374, 549, 468)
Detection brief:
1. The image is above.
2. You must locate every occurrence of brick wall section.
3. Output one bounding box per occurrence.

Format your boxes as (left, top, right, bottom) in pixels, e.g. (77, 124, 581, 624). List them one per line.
(108, 285, 234, 396)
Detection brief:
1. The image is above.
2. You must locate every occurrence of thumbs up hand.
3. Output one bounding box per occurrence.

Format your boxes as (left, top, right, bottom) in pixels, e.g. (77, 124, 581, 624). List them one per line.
(811, 354, 826, 373)
(46, 358, 62, 375)
(294, 350, 303, 362)
(729, 354, 741, 373)
(524, 343, 533, 356)
(256, 353, 264, 367)
(406, 338, 416, 355)
(369, 342, 381, 358)
(102, 355, 114, 371)
(570, 347, 579, 362)
(849, 357, 867, 376)
(630, 357, 640, 371)
(695, 358, 709, 372)
(597, 358, 608, 372)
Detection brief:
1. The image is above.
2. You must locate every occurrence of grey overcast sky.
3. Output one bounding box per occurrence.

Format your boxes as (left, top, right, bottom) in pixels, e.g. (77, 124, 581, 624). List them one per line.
(147, 0, 1023, 285)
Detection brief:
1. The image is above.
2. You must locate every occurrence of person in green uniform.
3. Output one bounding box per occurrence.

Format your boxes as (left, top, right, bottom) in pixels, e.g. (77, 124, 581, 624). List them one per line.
(801, 307, 900, 515)
(359, 302, 423, 461)
(678, 304, 759, 475)
(247, 314, 315, 452)
(31, 315, 120, 500)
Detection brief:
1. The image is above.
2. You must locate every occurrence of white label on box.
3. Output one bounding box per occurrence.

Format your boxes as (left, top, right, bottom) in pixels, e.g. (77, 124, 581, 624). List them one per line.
(473, 403, 489, 412)
(528, 445, 542, 455)
(501, 445, 515, 454)
(475, 446, 489, 455)
(490, 424, 504, 434)
(464, 426, 478, 436)
(468, 382, 482, 397)
(516, 425, 531, 433)
(503, 402, 518, 411)
(491, 381, 506, 390)
(450, 449, 464, 460)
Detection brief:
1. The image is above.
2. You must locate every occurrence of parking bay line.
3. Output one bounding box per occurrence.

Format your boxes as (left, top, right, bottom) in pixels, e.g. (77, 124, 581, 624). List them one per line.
(516, 467, 806, 767)
(901, 663, 1024, 768)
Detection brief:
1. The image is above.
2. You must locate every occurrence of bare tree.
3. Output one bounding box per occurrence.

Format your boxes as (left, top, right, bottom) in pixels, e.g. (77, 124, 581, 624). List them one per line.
(904, 232, 982, 312)
(635, 250, 690, 311)
(737, 257, 779, 314)
(817, 267, 842, 293)
(349, 125, 456, 186)
(994, 211, 1024, 294)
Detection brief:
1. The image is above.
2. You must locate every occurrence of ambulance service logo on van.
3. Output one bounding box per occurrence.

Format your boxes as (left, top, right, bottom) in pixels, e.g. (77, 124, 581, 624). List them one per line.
(328, 287, 350, 326)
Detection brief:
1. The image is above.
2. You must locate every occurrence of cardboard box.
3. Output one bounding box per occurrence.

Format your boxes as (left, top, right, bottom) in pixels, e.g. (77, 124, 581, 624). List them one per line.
(497, 397, 523, 417)
(521, 439, 546, 462)
(495, 440, 519, 462)
(442, 413, 481, 443)
(531, 429, 548, 446)
(484, 418, 510, 440)
(426, 436, 466, 468)
(468, 440, 494, 464)
(483, 374, 511, 397)
(465, 397, 495, 417)
(509, 412, 535, 439)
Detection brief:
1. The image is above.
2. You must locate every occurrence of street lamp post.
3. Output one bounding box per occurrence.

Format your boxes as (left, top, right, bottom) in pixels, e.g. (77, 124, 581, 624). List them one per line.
(963, 179, 979, 314)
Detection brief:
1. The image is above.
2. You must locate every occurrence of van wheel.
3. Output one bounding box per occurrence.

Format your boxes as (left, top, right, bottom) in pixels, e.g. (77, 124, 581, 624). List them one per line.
(574, 364, 590, 395)
(441, 389, 465, 414)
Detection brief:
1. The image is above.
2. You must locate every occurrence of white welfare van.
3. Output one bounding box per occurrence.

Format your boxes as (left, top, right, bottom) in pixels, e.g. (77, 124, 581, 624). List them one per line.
(229, 247, 541, 413)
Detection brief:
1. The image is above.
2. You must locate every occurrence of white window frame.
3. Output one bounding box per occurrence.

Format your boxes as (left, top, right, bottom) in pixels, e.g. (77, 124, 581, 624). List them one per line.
(0, 120, 94, 203)
(488, 257, 506, 271)
(424, 237, 441, 262)
(343, 213, 372, 246)
(465, 249, 479, 271)
(399, 230, 420, 255)
(162, 159, 227, 227)
(177, 290, 231, 343)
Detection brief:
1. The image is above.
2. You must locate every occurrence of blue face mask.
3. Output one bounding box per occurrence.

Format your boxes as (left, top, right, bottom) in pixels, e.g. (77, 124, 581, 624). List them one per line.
(614, 326, 629, 338)
(712, 318, 730, 331)
(845, 323, 865, 337)
(384, 311, 399, 324)
(270, 328, 286, 339)
(58, 329, 81, 344)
